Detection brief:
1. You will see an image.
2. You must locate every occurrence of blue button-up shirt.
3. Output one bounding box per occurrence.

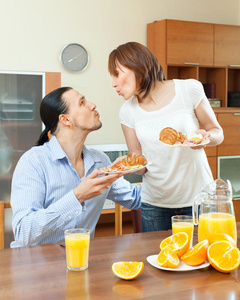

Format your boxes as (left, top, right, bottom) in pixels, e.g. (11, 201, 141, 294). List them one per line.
(10, 136, 141, 247)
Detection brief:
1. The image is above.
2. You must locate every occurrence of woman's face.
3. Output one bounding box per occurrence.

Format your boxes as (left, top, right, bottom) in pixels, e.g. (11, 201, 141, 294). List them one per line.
(111, 63, 137, 100)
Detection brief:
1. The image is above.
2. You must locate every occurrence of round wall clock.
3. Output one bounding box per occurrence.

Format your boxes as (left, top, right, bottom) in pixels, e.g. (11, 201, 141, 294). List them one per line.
(60, 43, 89, 73)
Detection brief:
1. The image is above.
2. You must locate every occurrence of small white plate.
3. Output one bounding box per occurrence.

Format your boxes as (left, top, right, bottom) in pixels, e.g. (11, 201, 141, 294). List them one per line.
(147, 254, 210, 272)
(160, 138, 210, 148)
(104, 165, 147, 175)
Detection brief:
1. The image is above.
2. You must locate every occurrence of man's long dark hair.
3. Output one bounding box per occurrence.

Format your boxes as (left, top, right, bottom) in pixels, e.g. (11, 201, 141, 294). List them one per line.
(36, 87, 72, 146)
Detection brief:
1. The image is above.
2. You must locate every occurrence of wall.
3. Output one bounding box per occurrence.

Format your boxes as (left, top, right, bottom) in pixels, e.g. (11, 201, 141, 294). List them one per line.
(0, 0, 239, 145)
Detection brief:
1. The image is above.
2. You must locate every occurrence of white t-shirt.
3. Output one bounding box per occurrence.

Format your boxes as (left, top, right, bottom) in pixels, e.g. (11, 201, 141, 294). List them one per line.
(119, 79, 213, 208)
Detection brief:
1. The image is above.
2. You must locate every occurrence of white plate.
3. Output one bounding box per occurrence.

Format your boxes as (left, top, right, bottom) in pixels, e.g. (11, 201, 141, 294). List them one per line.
(103, 165, 147, 175)
(147, 254, 210, 272)
(160, 138, 210, 148)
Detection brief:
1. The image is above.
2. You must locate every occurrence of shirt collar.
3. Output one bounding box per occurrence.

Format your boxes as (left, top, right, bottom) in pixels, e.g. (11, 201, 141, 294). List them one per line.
(82, 145, 102, 175)
(47, 136, 102, 174)
(48, 135, 67, 161)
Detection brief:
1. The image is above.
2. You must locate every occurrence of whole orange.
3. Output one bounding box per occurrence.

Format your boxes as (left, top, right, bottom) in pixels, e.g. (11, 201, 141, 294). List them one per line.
(208, 233, 236, 246)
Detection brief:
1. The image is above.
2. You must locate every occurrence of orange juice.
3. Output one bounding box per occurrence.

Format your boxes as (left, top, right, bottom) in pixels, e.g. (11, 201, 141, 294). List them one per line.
(65, 233, 90, 270)
(172, 222, 194, 248)
(198, 212, 237, 244)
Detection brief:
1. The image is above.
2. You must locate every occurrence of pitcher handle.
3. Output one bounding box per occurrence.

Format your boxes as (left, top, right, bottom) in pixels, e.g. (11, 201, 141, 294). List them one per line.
(192, 192, 208, 225)
(227, 180, 233, 201)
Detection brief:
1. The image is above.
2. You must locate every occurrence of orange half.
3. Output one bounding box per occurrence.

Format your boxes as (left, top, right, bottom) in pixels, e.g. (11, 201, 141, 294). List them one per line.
(160, 232, 189, 257)
(181, 240, 209, 266)
(157, 246, 180, 268)
(112, 261, 144, 280)
(207, 241, 240, 273)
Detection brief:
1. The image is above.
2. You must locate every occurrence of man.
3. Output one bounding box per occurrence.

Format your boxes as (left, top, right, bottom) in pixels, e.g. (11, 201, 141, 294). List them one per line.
(10, 87, 141, 247)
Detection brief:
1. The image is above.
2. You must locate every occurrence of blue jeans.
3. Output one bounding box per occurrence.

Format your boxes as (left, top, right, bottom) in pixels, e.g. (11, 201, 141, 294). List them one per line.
(141, 203, 192, 232)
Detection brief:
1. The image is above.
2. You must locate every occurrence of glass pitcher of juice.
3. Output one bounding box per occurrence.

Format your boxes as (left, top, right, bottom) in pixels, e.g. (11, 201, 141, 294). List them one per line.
(193, 179, 237, 245)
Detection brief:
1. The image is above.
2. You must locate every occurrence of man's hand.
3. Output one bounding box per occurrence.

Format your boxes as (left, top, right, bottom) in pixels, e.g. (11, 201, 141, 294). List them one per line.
(73, 169, 122, 203)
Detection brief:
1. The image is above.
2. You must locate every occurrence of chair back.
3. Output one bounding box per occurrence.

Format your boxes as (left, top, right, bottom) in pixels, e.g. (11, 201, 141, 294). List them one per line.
(131, 182, 142, 233)
(131, 209, 142, 233)
(0, 201, 11, 249)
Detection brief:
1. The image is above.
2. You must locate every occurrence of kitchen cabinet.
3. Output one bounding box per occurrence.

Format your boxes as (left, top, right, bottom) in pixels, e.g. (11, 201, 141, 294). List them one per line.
(147, 19, 214, 75)
(0, 71, 61, 248)
(147, 19, 240, 108)
(166, 20, 214, 66)
(214, 24, 240, 67)
(217, 112, 240, 156)
(207, 156, 217, 180)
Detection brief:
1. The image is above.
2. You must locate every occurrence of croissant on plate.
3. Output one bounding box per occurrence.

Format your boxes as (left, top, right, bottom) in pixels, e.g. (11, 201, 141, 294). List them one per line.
(100, 152, 147, 173)
(159, 127, 186, 145)
(114, 152, 147, 168)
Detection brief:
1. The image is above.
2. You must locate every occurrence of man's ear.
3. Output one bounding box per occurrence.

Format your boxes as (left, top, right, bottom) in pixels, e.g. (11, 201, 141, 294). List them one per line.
(59, 114, 71, 126)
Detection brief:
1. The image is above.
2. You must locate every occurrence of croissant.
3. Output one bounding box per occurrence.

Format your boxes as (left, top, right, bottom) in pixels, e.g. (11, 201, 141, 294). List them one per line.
(100, 152, 147, 173)
(159, 127, 186, 145)
(114, 152, 147, 168)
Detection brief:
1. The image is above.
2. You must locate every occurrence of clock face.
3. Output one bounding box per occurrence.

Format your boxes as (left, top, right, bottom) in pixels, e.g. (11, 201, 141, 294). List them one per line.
(60, 43, 89, 73)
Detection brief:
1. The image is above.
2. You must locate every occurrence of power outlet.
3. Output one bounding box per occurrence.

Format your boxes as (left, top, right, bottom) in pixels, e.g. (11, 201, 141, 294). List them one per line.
(103, 199, 115, 210)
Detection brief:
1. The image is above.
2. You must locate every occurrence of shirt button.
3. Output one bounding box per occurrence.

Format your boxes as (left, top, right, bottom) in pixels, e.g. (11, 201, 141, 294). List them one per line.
(75, 211, 79, 215)
(68, 215, 72, 220)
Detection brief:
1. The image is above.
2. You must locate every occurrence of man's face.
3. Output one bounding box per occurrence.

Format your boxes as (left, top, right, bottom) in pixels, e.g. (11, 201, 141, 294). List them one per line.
(63, 89, 102, 132)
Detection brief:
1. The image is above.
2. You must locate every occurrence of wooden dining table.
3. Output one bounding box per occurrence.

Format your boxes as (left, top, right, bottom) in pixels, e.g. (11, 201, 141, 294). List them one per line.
(1, 226, 240, 300)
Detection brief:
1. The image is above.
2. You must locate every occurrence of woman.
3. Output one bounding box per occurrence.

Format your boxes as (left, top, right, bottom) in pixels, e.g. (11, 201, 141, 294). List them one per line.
(108, 41, 224, 232)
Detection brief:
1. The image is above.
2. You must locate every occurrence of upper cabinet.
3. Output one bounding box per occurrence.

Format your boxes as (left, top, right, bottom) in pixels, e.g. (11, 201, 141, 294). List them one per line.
(147, 19, 240, 108)
(214, 24, 240, 67)
(147, 19, 214, 71)
(166, 20, 214, 66)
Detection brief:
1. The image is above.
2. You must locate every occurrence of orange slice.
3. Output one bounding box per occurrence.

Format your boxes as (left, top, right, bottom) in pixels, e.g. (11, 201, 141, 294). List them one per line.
(112, 262, 144, 280)
(157, 246, 180, 268)
(207, 241, 240, 273)
(160, 232, 189, 257)
(181, 240, 209, 266)
(208, 233, 236, 246)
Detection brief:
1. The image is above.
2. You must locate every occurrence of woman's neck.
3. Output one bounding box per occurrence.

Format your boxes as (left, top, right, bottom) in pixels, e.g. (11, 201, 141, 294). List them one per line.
(137, 80, 175, 111)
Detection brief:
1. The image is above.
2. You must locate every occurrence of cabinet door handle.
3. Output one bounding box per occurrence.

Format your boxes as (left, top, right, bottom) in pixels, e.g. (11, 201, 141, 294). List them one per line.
(229, 65, 240, 67)
(234, 113, 240, 116)
(184, 62, 199, 66)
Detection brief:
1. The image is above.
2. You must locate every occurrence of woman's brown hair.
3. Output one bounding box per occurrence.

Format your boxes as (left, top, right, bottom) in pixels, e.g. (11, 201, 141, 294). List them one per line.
(108, 42, 166, 99)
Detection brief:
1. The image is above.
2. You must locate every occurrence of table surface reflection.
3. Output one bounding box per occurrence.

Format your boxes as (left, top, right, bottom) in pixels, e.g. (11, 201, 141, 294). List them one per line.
(1, 226, 240, 299)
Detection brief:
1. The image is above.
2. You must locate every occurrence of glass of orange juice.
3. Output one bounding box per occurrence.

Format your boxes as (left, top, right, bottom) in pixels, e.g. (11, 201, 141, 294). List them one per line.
(171, 215, 194, 248)
(65, 228, 90, 271)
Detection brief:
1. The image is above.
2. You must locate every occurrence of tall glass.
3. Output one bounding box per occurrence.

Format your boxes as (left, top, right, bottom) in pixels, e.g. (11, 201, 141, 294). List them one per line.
(65, 228, 90, 271)
(172, 215, 194, 248)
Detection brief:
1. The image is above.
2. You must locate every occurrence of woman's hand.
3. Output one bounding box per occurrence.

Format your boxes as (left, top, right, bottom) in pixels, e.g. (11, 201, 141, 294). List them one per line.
(195, 97, 224, 147)
(195, 129, 211, 139)
(73, 169, 122, 203)
(191, 129, 211, 150)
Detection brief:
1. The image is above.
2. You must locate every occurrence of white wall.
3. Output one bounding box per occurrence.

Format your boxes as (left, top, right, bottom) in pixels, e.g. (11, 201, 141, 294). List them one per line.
(1, 0, 239, 145)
